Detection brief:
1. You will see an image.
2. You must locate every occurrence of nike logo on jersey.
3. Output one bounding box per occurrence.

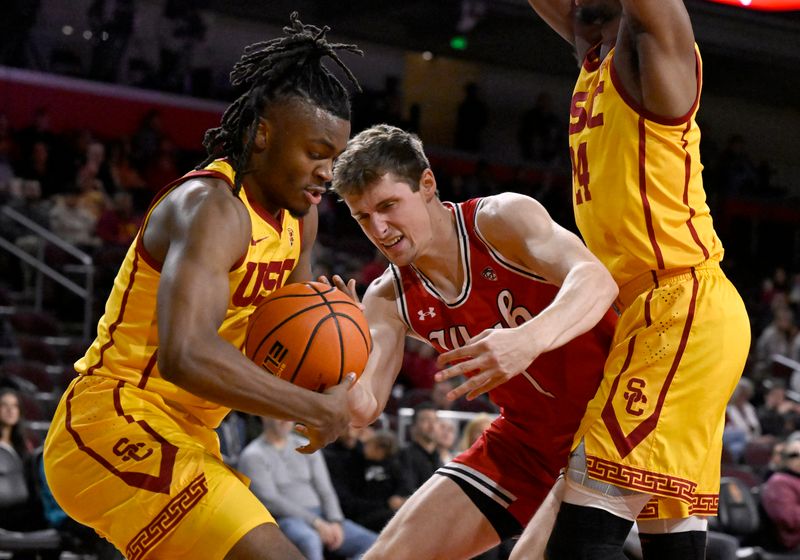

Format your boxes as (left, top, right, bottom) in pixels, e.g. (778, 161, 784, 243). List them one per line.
(250, 235, 270, 246)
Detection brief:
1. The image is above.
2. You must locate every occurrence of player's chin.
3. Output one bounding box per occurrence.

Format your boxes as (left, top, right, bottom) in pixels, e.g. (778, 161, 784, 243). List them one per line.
(287, 201, 312, 219)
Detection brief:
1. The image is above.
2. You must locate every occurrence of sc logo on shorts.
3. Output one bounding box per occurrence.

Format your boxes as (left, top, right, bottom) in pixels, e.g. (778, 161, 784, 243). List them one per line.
(623, 378, 648, 417)
(112, 438, 154, 462)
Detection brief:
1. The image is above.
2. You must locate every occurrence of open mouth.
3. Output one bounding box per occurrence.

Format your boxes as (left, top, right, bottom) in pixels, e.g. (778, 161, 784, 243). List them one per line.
(304, 186, 326, 204)
(381, 235, 403, 248)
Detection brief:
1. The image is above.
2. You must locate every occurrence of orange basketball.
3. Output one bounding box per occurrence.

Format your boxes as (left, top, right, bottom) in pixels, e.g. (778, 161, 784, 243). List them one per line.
(244, 281, 371, 392)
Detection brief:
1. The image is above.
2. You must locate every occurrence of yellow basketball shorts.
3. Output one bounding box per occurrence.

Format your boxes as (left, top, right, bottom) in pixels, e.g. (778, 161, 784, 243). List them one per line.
(43, 375, 274, 560)
(572, 261, 750, 519)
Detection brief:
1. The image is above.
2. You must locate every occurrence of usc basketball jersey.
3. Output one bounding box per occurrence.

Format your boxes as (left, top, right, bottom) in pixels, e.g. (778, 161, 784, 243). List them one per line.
(568, 44, 722, 286)
(392, 198, 616, 466)
(74, 159, 302, 429)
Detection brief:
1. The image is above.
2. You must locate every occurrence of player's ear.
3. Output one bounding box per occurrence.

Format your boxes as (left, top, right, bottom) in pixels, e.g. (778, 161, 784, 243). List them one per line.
(420, 168, 437, 201)
(254, 117, 269, 151)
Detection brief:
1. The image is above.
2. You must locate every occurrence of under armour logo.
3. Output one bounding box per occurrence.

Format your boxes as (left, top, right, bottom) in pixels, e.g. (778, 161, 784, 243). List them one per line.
(482, 267, 497, 281)
(623, 378, 648, 416)
(418, 307, 437, 321)
(112, 438, 154, 462)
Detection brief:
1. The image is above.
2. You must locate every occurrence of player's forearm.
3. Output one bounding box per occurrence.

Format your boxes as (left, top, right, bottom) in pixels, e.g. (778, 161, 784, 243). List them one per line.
(519, 260, 617, 352)
(159, 336, 335, 427)
(348, 375, 383, 428)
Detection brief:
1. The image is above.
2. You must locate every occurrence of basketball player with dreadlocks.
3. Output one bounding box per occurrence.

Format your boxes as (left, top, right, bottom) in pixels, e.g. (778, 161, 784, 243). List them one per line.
(44, 14, 361, 560)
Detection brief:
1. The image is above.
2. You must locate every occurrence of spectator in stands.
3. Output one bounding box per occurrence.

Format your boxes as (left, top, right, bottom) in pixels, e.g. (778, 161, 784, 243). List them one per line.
(18, 140, 61, 198)
(130, 109, 164, 172)
(434, 417, 458, 464)
(724, 377, 769, 463)
(761, 437, 800, 551)
(430, 379, 455, 412)
(755, 305, 797, 380)
(454, 82, 488, 153)
(95, 191, 139, 247)
(398, 402, 443, 492)
(765, 439, 788, 481)
(75, 159, 110, 220)
(327, 429, 411, 533)
(0, 388, 45, 534)
(48, 185, 100, 249)
(758, 378, 800, 438)
(215, 411, 251, 468)
(457, 413, 494, 453)
(17, 108, 56, 162)
(238, 418, 377, 560)
(5, 179, 50, 237)
(323, 425, 365, 487)
(142, 137, 180, 191)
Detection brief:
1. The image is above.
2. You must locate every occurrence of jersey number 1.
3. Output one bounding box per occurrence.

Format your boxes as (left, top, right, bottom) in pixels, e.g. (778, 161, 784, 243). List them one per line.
(570, 142, 591, 205)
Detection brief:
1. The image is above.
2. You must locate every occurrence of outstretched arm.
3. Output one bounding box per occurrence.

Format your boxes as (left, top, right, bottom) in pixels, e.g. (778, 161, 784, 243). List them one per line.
(615, 0, 698, 118)
(436, 192, 617, 400)
(347, 269, 408, 427)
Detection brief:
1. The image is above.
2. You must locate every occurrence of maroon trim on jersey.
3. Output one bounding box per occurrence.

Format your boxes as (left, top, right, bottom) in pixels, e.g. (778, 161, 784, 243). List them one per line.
(681, 122, 711, 260)
(126, 473, 208, 560)
(582, 43, 602, 73)
(138, 350, 158, 390)
(471, 200, 549, 284)
(410, 202, 472, 307)
(643, 273, 657, 327)
(389, 264, 416, 335)
(134, 168, 236, 273)
(602, 269, 699, 458)
(638, 117, 665, 270)
(243, 182, 284, 234)
(609, 50, 702, 126)
(64, 380, 178, 494)
(86, 251, 140, 376)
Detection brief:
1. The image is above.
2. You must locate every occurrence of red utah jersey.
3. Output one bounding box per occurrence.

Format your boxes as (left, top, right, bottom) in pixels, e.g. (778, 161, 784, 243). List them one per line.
(391, 198, 616, 466)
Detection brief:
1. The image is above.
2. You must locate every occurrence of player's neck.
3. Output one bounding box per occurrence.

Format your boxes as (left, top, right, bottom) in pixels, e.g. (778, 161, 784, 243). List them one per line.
(413, 204, 463, 297)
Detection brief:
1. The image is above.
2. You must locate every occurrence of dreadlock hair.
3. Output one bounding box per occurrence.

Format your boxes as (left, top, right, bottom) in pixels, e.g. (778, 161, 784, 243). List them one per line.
(196, 12, 362, 195)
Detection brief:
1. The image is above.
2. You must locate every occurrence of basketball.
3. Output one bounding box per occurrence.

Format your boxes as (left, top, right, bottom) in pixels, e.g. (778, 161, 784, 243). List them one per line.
(244, 281, 372, 392)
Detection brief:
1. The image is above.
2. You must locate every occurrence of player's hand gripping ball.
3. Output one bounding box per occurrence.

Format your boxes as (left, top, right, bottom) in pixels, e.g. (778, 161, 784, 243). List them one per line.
(245, 281, 371, 391)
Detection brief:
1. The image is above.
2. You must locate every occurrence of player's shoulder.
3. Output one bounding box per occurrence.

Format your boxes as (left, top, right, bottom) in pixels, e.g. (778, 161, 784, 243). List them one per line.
(168, 176, 244, 215)
(365, 267, 397, 301)
(476, 193, 547, 229)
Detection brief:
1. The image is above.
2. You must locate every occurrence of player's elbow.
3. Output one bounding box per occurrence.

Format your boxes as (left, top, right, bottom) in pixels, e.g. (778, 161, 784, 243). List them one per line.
(597, 265, 619, 304)
(157, 338, 199, 385)
(584, 261, 618, 306)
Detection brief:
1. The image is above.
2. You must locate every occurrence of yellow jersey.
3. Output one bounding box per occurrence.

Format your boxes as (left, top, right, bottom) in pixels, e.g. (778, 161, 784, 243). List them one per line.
(568, 44, 723, 286)
(74, 160, 303, 428)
